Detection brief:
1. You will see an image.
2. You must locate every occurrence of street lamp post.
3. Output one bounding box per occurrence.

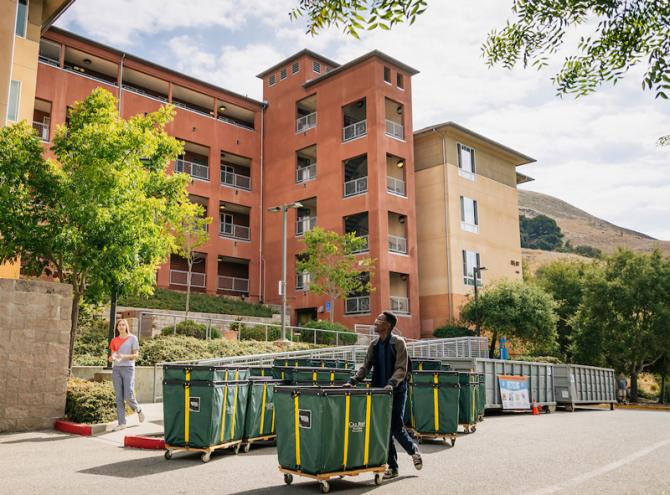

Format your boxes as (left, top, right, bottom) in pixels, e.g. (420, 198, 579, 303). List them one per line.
(473, 264, 487, 337)
(269, 201, 303, 343)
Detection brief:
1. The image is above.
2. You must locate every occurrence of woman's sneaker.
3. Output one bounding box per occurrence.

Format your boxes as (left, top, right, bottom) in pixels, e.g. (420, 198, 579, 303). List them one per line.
(112, 423, 127, 432)
(383, 469, 399, 480)
(138, 410, 145, 423)
(412, 452, 423, 470)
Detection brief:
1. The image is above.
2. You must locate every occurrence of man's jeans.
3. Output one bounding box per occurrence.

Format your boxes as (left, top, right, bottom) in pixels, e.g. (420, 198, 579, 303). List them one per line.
(112, 366, 141, 425)
(388, 387, 418, 471)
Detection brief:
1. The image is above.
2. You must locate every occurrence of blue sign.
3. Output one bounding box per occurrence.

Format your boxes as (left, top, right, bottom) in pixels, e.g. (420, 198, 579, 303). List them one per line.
(498, 375, 530, 410)
(325, 301, 331, 312)
(499, 337, 509, 360)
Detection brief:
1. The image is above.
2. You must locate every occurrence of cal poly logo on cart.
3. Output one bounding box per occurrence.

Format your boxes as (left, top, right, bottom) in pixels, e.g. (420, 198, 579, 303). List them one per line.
(349, 421, 365, 433)
(189, 397, 200, 413)
(298, 409, 311, 429)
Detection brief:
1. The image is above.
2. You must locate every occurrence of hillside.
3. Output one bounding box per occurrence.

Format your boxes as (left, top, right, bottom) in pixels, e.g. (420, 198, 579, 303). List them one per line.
(518, 190, 670, 257)
(522, 248, 591, 274)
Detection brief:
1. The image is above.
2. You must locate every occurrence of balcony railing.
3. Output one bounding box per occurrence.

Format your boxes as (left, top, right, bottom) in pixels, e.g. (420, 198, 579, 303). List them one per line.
(351, 235, 369, 254)
(38, 55, 59, 67)
(220, 222, 250, 241)
(344, 176, 368, 197)
(385, 119, 404, 140)
(175, 158, 209, 181)
(217, 115, 255, 132)
(32, 121, 49, 141)
(296, 271, 311, 291)
(296, 163, 316, 183)
(218, 275, 249, 293)
(345, 296, 371, 315)
(387, 176, 406, 196)
(296, 216, 316, 236)
(343, 120, 367, 142)
(388, 235, 408, 254)
(296, 112, 317, 132)
(220, 169, 251, 191)
(170, 269, 206, 288)
(390, 296, 409, 314)
(121, 83, 169, 103)
(63, 64, 117, 87)
(172, 100, 212, 118)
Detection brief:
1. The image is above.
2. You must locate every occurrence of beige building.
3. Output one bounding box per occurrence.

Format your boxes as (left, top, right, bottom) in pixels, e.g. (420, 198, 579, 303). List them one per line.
(414, 122, 535, 337)
(0, 0, 74, 278)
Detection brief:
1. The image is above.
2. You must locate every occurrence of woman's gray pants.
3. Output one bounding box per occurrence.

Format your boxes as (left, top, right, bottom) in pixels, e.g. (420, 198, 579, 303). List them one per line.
(112, 366, 141, 425)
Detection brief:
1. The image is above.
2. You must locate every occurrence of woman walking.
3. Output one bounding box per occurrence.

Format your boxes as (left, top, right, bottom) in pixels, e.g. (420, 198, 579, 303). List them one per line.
(109, 319, 145, 430)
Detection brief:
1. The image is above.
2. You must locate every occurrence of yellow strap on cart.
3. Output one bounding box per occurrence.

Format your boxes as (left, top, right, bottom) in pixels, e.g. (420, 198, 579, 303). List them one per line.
(330, 371, 335, 383)
(419, 362, 424, 371)
(363, 393, 372, 465)
(220, 383, 229, 442)
(231, 384, 239, 439)
(294, 395, 301, 466)
(433, 373, 439, 432)
(342, 394, 351, 468)
(312, 371, 317, 382)
(259, 384, 267, 435)
(184, 370, 191, 444)
(271, 401, 276, 433)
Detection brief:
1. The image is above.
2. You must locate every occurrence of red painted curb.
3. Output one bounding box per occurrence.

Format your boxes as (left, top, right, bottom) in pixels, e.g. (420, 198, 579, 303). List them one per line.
(54, 420, 92, 436)
(124, 435, 165, 450)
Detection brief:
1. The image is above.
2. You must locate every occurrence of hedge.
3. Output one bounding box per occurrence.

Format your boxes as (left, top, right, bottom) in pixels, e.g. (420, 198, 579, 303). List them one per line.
(160, 320, 221, 340)
(433, 324, 475, 339)
(65, 378, 124, 424)
(239, 324, 282, 341)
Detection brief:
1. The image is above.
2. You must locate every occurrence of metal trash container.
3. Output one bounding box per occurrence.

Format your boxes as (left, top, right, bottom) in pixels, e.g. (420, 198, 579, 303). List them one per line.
(242, 377, 283, 451)
(407, 371, 460, 445)
(457, 372, 479, 433)
(553, 364, 616, 411)
(275, 386, 392, 491)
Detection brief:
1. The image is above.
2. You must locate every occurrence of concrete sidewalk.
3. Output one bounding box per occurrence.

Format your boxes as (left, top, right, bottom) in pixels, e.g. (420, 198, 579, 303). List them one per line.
(97, 402, 164, 445)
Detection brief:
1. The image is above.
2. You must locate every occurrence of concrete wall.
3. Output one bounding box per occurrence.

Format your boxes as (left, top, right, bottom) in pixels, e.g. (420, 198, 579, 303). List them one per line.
(72, 366, 162, 404)
(0, 278, 73, 432)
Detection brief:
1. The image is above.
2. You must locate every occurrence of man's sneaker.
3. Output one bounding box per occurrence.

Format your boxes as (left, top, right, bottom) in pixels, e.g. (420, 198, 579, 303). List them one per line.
(382, 469, 399, 480)
(412, 452, 423, 471)
(112, 423, 128, 432)
(138, 410, 145, 423)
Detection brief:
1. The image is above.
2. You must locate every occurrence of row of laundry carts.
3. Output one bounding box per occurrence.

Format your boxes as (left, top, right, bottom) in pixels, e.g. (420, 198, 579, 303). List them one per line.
(439, 357, 617, 412)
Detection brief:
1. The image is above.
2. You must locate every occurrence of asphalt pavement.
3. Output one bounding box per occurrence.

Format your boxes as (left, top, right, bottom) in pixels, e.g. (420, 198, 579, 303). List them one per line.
(2, 405, 670, 495)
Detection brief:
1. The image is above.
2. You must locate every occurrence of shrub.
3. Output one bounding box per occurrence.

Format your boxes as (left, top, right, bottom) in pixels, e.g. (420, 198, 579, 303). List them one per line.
(433, 324, 475, 339)
(300, 320, 357, 345)
(239, 324, 281, 341)
(514, 355, 563, 364)
(72, 319, 108, 366)
(65, 378, 121, 424)
(160, 320, 221, 340)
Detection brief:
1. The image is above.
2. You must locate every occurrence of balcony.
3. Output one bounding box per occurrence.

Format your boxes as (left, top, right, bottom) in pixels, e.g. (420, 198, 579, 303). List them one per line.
(343, 98, 367, 142)
(296, 216, 316, 236)
(351, 235, 369, 254)
(387, 176, 406, 196)
(385, 98, 405, 141)
(343, 120, 367, 142)
(344, 176, 368, 197)
(390, 296, 409, 314)
(218, 275, 249, 293)
(345, 295, 370, 315)
(175, 158, 209, 181)
(38, 39, 60, 67)
(169, 269, 206, 288)
(32, 121, 49, 142)
(296, 95, 317, 133)
(296, 112, 317, 133)
(220, 169, 251, 190)
(296, 163, 316, 183)
(296, 271, 311, 291)
(390, 271, 409, 314)
(385, 119, 404, 140)
(220, 222, 250, 241)
(388, 235, 408, 254)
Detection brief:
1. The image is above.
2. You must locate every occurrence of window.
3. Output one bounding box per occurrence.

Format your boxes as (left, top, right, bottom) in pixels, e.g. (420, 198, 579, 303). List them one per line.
(462, 250, 482, 286)
(458, 143, 476, 179)
(384, 66, 391, 83)
(313, 61, 321, 73)
(268, 74, 276, 86)
(15, 0, 28, 38)
(220, 213, 234, 235)
(397, 73, 404, 89)
(460, 196, 479, 233)
(280, 68, 287, 80)
(7, 80, 21, 122)
(291, 62, 300, 74)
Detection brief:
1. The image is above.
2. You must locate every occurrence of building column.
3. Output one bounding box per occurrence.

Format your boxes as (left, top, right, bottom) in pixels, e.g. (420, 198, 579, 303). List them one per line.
(205, 253, 218, 295)
(156, 261, 170, 289)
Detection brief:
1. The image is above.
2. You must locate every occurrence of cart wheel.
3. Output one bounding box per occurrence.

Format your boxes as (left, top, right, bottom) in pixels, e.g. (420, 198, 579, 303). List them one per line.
(233, 443, 241, 455)
(443, 437, 448, 444)
(374, 473, 383, 485)
(471, 425, 477, 433)
(417, 437, 423, 444)
(451, 437, 456, 447)
(283, 474, 293, 485)
(201, 452, 211, 463)
(242, 443, 251, 453)
(320, 481, 331, 493)
(164, 450, 173, 460)
(565, 404, 575, 413)
(463, 425, 469, 434)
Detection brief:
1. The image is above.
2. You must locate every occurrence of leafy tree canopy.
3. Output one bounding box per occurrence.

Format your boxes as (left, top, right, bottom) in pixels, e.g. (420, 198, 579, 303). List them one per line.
(520, 214, 564, 251)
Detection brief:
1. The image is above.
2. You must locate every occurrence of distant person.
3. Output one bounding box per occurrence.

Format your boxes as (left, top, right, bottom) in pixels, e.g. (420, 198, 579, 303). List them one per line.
(617, 372, 627, 403)
(108, 319, 144, 430)
(346, 311, 422, 479)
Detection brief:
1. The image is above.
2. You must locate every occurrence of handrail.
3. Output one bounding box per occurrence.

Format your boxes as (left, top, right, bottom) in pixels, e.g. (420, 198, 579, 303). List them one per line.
(169, 269, 206, 288)
(175, 158, 209, 181)
(344, 176, 368, 197)
(296, 163, 316, 183)
(390, 296, 409, 314)
(217, 275, 249, 293)
(32, 121, 49, 141)
(388, 234, 408, 254)
(387, 176, 406, 196)
(385, 119, 404, 140)
(343, 120, 367, 142)
(220, 222, 250, 241)
(220, 169, 251, 191)
(296, 112, 317, 132)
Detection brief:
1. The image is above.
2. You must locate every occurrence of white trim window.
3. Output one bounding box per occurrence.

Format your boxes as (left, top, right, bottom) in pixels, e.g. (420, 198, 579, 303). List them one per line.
(458, 143, 476, 180)
(268, 74, 276, 86)
(313, 61, 321, 74)
(280, 68, 287, 80)
(291, 62, 300, 74)
(7, 80, 21, 122)
(460, 196, 479, 233)
(15, 0, 28, 38)
(384, 66, 391, 83)
(462, 250, 482, 287)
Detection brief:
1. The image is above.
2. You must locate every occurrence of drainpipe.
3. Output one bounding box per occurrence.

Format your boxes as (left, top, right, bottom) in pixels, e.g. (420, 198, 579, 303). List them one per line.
(117, 53, 126, 115)
(258, 102, 267, 302)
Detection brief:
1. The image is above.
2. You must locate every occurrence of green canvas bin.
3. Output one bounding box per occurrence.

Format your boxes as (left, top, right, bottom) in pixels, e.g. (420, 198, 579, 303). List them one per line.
(243, 378, 282, 440)
(457, 372, 478, 427)
(248, 366, 273, 377)
(273, 366, 352, 385)
(163, 379, 249, 449)
(164, 364, 249, 382)
(274, 386, 393, 475)
(476, 373, 486, 420)
(413, 359, 442, 371)
(273, 358, 312, 368)
(404, 376, 414, 426)
(440, 363, 452, 371)
(308, 359, 355, 370)
(407, 371, 460, 435)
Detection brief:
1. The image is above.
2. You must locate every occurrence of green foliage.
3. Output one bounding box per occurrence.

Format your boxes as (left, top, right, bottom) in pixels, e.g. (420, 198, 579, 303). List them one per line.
(300, 320, 358, 345)
(118, 288, 275, 317)
(570, 245, 603, 259)
(160, 320, 221, 340)
(520, 214, 564, 251)
(297, 227, 375, 322)
(290, 0, 428, 37)
(72, 319, 109, 366)
(513, 355, 563, 364)
(65, 378, 120, 424)
(460, 280, 558, 357)
(484, 1, 670, 99)
(239, 324, 282, 341)
(433, 324, 475, 339)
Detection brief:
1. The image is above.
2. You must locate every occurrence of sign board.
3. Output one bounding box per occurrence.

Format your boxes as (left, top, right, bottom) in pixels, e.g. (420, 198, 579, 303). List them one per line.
(498, 375, 530, 410)
(325, 301, 331, 312)
(278, 280, 283, 296)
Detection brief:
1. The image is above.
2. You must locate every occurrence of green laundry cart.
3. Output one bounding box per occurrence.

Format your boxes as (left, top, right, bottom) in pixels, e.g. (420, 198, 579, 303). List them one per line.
(458, 372, 479, 433)
(163, 364, 250, 382)
(248, 366, 273, 377)
(275, 386, 392, 493)
(273, 366, 352, 385)
(412, 359, 443, 371)
(307, 359, 355, 370)
(406, 371, 460, 446)
(242, 378, 283, 452)
(163, 375, 249, 462)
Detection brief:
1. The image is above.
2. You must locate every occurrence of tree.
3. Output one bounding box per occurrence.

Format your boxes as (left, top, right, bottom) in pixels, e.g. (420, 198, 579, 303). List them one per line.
(519, 214, 564, 251)
(172, 203, 211, 320)
(571, 249, 670, 402)
(534, 260, 589, 361)
(460, 280, 558, 358)
(297, 227, 374, 322)
(0, 88, 192, 368)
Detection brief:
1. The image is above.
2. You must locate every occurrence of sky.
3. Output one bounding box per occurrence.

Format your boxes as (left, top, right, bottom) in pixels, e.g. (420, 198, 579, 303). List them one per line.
(56, 0, 670, 240)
